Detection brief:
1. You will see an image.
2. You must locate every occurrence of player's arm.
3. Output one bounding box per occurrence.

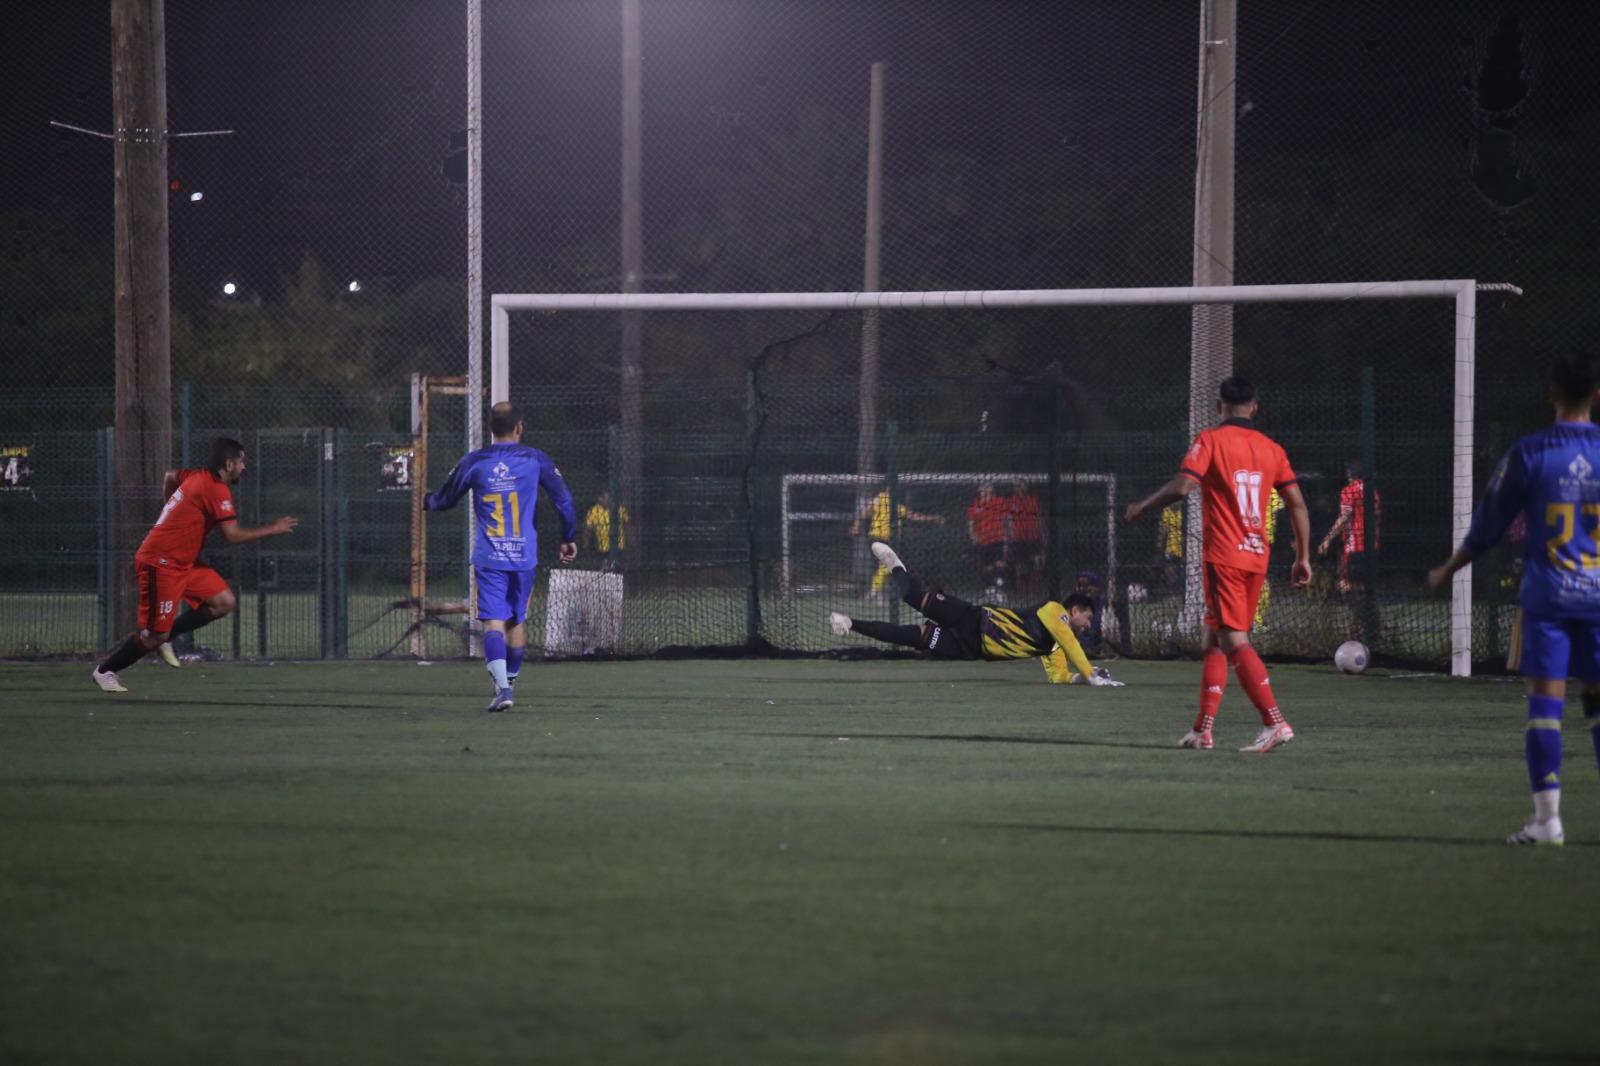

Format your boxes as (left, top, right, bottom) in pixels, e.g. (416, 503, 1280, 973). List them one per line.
(219, 516, 297, 544)
(1036, 606, 1097, 682)
(423, 458, 473, 513)
(1280, 482, 1313, 587)
(1317, 506, 1351, 556)
(541, 458, 580, 563)
(1428, 449, 1526, 593)
(162, 469, 196, 501)
(1124, 474, 1195, 524)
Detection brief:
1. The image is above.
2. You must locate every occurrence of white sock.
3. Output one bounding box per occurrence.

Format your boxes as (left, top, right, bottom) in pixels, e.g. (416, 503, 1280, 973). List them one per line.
(487, 658, 509, 689)
(1533, 789, 1560, 824)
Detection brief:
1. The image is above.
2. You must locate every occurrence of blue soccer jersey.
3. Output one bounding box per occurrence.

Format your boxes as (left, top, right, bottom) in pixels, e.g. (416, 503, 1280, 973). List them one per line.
(424, 442, 577, 570)
(1463, 422, 1600, 619)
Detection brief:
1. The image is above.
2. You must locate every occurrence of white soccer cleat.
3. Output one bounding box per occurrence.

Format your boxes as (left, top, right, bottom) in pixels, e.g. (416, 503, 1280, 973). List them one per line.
(91, 668, 128, 693)
(1506, 818, 1564, 847)
(1178, 729, 1214, 749)
(157, 642, 181, 668)
(829, 612, 852, 636)
(870, 541, 904, 572)
(1240, 722, 1294, 753)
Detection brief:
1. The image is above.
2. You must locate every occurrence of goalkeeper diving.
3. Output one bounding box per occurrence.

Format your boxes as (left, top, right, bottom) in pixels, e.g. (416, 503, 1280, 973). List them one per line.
(830, 542, 1125, 686)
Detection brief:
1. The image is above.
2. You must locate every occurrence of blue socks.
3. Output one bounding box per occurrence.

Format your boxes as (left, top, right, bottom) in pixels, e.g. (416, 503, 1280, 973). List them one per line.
(507, 644, 525, 685)
(1526, 694, 1563, 795)
(484, 630, 509, 690)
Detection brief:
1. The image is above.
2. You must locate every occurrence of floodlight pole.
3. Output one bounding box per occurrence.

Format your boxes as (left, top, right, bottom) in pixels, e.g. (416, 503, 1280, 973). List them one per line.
(1184, 0, 1237, 636)
(465, 0, 484, 657)
(857, 61, 885, 481)
(619, 0, 644, 550)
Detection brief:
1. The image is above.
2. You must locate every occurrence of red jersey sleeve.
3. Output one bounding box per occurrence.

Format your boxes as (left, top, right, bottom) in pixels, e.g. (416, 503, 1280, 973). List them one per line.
(1180, 433, 1212, 484)
(200, 478, 238, 524)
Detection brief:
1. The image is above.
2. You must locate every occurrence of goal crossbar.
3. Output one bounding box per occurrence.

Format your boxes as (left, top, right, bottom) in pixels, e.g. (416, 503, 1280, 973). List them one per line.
(492, 279, 1521, 676)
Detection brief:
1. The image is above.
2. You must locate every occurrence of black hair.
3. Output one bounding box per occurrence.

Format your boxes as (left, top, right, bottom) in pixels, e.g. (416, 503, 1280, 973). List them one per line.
(490, 402, 522, 438)
(1218, 376, 1256, 406)
(208, 437, 245, 472)
(1345, 459, 1365, 479)
(1063, 593, 1096, 613)
(1550, 349, 1600, 407)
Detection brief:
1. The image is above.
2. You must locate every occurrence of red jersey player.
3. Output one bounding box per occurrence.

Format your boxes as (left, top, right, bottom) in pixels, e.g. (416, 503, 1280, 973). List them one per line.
(92, 438, 297, 692)
(1125, 377, 1312, 752)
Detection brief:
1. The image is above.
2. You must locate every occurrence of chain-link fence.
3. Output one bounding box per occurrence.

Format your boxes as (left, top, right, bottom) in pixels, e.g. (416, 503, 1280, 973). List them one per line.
(4, 1, 1598, 667)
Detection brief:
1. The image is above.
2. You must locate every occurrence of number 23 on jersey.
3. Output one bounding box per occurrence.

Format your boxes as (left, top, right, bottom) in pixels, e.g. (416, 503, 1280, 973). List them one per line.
(1546, 502, 1600, 571)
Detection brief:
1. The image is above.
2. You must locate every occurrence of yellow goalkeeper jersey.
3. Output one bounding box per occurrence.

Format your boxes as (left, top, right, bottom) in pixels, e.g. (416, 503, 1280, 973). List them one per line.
(977, 602, 1096, 683)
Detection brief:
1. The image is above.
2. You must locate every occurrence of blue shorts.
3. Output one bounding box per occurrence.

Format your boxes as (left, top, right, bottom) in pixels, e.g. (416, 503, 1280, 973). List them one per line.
(476, 567, 537, 624)
(1508, 610, 1600, 681)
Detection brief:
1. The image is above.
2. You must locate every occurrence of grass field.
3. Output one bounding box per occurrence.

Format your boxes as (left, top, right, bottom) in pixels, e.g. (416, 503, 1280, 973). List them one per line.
(2, 657, 1596, 1064)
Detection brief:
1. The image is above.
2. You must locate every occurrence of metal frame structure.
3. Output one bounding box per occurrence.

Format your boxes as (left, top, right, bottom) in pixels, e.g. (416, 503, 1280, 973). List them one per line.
(490, 280, 1517, 676)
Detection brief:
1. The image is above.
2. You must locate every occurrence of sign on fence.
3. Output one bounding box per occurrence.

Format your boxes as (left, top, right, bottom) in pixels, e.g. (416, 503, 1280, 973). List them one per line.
(0, 445, 34, 494)
(544, 569, 624, 657)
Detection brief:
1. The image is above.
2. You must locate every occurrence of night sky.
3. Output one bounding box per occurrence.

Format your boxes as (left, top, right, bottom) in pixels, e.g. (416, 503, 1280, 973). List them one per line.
(5, 1, 1599, 388)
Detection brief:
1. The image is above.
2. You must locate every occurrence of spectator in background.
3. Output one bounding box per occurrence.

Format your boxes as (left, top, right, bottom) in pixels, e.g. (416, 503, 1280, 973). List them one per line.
(852, 483, 944, 599)
(1158, 502, 1185, 592)
(967, 480, 1010, 591)
(1253, 487, 1286, 631)
(1075, 569, 1127, 658)
(1318, 460, 1381, 594)
(1005, 479, 1044, 596)
(583, 489, 630, 571)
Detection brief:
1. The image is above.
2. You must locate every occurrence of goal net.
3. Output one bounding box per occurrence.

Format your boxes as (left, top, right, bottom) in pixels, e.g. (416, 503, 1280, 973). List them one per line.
(491, 281, 1511, 674)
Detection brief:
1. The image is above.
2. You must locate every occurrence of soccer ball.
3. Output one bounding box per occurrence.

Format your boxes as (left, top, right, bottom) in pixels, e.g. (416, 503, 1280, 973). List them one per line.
(1334, 640, 1369, 674)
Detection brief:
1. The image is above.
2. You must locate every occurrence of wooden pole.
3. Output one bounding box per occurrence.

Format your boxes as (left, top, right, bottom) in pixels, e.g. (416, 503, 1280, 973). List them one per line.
(111, 0, 172, 629)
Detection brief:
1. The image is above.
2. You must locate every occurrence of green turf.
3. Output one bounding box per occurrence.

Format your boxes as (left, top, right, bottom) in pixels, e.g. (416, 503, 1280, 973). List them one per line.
(2, 658, 1596, 1064)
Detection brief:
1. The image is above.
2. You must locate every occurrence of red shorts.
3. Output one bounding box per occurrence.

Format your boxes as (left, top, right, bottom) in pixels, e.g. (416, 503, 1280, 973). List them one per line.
(135, 561, 229, 634)
(1203, 561, 1266, 632)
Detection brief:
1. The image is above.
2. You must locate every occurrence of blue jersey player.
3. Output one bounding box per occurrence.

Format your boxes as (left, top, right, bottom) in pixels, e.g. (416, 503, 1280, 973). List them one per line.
(425, 401, 578, 711)
(1430, 351, 1600, 846)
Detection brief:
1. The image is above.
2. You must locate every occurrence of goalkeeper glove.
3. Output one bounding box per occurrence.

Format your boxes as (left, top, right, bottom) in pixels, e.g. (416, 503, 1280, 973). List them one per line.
(1087, 668, 1125, 688)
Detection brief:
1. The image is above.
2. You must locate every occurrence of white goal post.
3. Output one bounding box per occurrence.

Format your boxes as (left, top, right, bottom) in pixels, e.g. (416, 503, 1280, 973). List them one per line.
(779, 472, 1115, 598)
(490, 279, 1520, 677)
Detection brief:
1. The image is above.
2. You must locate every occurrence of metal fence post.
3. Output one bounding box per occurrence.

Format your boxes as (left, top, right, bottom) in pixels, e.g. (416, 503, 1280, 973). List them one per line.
(744, 369, 761, 647)
(95, 427, 114, 651)
(886, 420, 899, 626)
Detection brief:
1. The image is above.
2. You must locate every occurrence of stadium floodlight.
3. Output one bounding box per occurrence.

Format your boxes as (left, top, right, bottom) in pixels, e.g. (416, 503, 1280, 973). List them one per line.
(490, 280, 1518, 676)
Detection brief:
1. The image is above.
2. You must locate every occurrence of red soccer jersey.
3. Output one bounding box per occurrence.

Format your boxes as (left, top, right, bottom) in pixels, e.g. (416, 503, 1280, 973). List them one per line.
(968, 496, 1008, 545)
(1179, 419, 1297, 574)
(1338, 479, 1380, 552)
(135, 468, 237, 567)
(1007, 493, 1042, 542)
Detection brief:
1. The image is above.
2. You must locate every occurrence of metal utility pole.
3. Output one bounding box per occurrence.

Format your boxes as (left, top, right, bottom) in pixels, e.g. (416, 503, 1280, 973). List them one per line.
(465, 0, 484, 656)
(619, 0, 644, 546)
(112, 0, 172, 626)
(1183, 0, 1237, 628)
(857, 61, 885, 481)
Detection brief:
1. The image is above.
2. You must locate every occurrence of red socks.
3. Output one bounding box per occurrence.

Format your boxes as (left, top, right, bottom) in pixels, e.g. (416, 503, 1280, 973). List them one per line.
(1194, 650, 1227, 732)
(1227, 645, 1285, 726)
